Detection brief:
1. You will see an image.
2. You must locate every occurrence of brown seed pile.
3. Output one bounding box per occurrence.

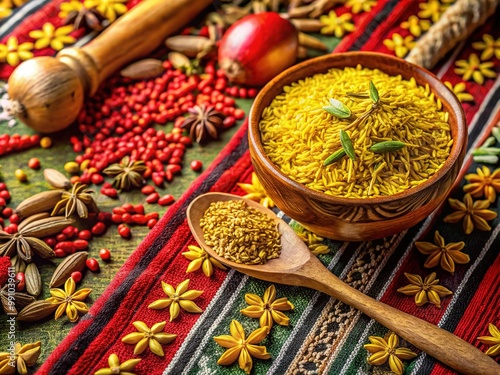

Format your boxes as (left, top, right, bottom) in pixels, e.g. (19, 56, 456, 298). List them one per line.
(200, 200, 281, 264)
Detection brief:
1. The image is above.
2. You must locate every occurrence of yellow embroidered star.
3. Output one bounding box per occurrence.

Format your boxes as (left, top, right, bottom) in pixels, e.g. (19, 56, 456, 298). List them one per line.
(148, 279, 203, 321)
(182, 244, 227, 277)
(400, 15, 431, 38)
(464, 165, 500, 203)
(58, 0, 83, 19)
(0, 0, 13, 19)
(345, 0, 376, 14)
(443, 193, 497, 234)
(472, 34, 500, 61)
(28, 23, 76, 51)
(397, 272, 452, 308)
(121, 321, 176, 357)
(94, 354, 141, 375)
(320, 10, 355, 38)
(383, 33, 415, 58)
(0, 341, 41, 375)
(364, 332, 417, 375)
(240, 284, 294, 331)
(84, 0, 127, 22)
(415, 230, 469, 274)
(454, 53, 496, 85)
(0, 36, 33, 67)
(477, 323, 500, 357)
(46, 277, 92, 322)
(214, 320, 270, 374)
(418, 0, 448, 23)
(237, 172, 274, 208)
(444, 81, 474, 103)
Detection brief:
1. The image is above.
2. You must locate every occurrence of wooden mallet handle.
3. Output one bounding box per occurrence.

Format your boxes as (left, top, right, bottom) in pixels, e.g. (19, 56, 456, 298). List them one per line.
(7, 0, 212, 133)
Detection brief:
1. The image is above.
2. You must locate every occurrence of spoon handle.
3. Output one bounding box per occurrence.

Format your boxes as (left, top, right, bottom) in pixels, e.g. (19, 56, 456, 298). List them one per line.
(298, 258, 500, 375)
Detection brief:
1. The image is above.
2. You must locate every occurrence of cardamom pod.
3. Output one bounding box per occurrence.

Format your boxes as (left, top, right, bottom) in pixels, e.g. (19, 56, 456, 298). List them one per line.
(10, 254, 26, 273)
(25, 263, 42, 297)
(20, 216, 74, 238)
(370, 141, 406, 153)
(15, 190, 63, 219)
(16, 300, 58, 322)
(165, 35, 215, 58)
(50, 251, 88, 288)
(120, 59, 165, 80)
(17, 212, 50, 232)
(44, 168, 72, 190)
(324, 149, 346, 166)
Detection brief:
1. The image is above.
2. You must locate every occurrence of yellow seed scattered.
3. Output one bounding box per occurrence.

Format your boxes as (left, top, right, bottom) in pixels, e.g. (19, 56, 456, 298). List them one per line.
(80, 159, 90, 171)
(15, 169, 27, 182)
(39, 136, 52, 149)
(64, 161, 80, 174)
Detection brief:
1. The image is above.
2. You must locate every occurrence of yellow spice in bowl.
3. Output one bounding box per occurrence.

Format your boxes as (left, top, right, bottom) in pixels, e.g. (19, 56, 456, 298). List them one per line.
(259, 65, 452, 198)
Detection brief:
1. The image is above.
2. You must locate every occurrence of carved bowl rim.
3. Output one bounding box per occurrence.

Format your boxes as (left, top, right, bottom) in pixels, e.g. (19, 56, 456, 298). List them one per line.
(248, 51, 467, 207)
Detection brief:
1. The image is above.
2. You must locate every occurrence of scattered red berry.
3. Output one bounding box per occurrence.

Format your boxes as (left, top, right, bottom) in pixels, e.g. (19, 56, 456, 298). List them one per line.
(28, 157, 41, 170)
(190, 160, 203, 171)
(71, 271, 82, 283)
(86, 258, 100, 272)
(99, 248, 111, 261)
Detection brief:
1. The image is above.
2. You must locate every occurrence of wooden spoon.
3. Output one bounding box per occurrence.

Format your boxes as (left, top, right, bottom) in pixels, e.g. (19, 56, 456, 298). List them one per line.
(187, 192, 500, 375)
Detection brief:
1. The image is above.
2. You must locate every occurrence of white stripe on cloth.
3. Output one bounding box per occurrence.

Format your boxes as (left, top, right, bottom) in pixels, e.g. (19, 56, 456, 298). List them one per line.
(0, 0, 48, 37)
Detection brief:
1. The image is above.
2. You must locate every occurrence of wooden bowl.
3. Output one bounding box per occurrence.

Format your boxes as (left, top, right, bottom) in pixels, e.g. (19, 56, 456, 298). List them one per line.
(248, 52, 467, 241)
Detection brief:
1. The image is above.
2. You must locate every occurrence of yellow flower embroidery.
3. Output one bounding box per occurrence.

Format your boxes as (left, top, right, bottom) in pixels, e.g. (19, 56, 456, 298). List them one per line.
(345, 0, 376, 14)
(58, 0, 84, 19)
(383, 33, 415, 58)
(182, 244, 227, 277)
(464, 166, 500, 203)
(46, 277, 92, 322)
(11, 0, 27, 6)
(240, 285, 294, 331)
(0, 341, 41, 375)
(319, 10, 355, 38)
(148, 279, 203, 321)
(94, 354, 141, 375)
(443, 193, 497, 234)
(121, 321, 176, 357)
(397, 272, 452, 308)
(0, 36, 34, 67)
(472, 34, 500, 61)
(214, 320, 270, 374)
(477, 323, 500, 357)
(29, 23, 76, 51)
(418, 0, 448, 23)
(415, 230, 469, 274)
(364, 332, 418, 375)
(238, 172, 274, 208)
(0, 0, 13, 19)
(400, 15, 431, 37)
(444, 81, 474, 103)
(84, 0, 127, 22)
(454, 53, 496, 85)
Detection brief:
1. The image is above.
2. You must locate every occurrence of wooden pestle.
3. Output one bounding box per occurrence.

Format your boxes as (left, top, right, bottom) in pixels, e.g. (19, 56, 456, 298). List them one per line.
(7, 0, 213, 133)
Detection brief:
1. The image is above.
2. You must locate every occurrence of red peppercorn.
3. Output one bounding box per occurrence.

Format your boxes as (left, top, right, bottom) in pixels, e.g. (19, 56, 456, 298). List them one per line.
(4, 224, 17, 234)
(55, 249, 66, 257)
(145, 212, 159, 221)
(44, 237, 57, 248)
(99, 248, 111, 261)
(71, 271, 82, 283)
(146, 192, 160, 204)
(8, 213, 19, 224)
(118, 224, 131, 238)
(0, 198, 6, 208)
(91, 221, 106, 235)
(112, 207, 126, 215)
(78, 230, 92, 241)
(133, 204, 145, 215)
(158, 194, 175, 206)
(62, 226, 76, 237)
(122, 203, 135, 213)
(86, 258, 100, 272)
(28, 157, 41, 170)
(56, 241, 76, 254)
(121, 213, 133, 224)
(147, 218, 157, 229)
(0, 183, 6, 191)
(73, 239, 89, 251)
(102, 187, 118, 198)
(2, 207, 12, 217)
(97, 212, 112, 222)
(56, 233, 68, 242)
(111, 213, 123, 224)
(91, 173, 104, 184)
(15, 272, 25, 291)
(190, 160, 203, 171)
(131, 214, 148, 225)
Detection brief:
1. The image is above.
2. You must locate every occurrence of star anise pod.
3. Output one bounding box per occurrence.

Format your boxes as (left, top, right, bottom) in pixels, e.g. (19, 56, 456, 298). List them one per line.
(51, 182, 97, 219)
(103, 156, 147, 191)
(0, 216, 73, 262)
(0, 284, 35, 316)
(181, 105, 225, 143)
(0, 341, 41, 375)
(64, 6, 107, 32)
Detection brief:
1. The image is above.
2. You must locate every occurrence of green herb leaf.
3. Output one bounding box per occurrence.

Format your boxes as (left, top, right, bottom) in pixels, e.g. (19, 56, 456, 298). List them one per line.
(473, 154, 499, 164)
(323, 149, 346, 166)
(370, 140, 406, 153)
(472, 147, 500, 156)
(339, 130, 356, 161)
(323, 98, 352, 119)
(369, 80, 379, 104)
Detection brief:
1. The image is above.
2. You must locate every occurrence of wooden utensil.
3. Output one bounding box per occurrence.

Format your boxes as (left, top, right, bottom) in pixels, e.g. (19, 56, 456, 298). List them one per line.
(7, 0, 212, 133)
(187, 192, 500, 375)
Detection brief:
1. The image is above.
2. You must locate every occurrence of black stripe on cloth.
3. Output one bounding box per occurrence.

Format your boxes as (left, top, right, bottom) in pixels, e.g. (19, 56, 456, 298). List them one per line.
(466, 84, 500, 152)
(0, 0, 51, 37)
(48, 134, 250, 374)
(348, 0, 400, 52)
(415, 227, 500, 374)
